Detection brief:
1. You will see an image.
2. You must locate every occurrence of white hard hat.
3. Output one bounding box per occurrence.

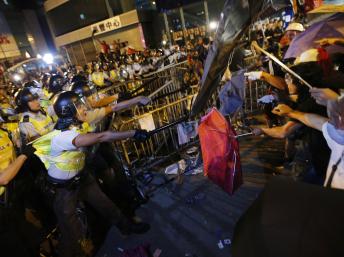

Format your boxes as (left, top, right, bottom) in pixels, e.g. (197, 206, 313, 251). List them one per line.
(285, 22, 304, 32)
(294, 48, 318, 65)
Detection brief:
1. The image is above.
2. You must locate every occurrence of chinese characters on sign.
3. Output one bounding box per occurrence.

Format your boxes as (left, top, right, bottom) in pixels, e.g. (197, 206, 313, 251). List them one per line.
(91, 16, 122, 36)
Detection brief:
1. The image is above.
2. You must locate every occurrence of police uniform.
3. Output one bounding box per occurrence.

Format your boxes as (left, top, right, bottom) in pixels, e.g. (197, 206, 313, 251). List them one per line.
(19, 111, 54, 142)
(0, 129, 40, 257)
(32, 122, 125, 257)
(0, 129, 15, 196)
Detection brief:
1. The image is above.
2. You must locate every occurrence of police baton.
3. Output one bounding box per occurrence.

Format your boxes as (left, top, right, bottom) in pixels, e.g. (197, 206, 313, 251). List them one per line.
(251, 41, 313, 89)
(147, 116, 189, 136)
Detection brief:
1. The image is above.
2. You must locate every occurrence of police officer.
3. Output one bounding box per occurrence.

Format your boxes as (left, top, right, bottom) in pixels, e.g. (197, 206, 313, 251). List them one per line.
(38, 91, 150, 257)
(0, 116, 39, 257)
(70, 81, 136, 112)
(48, 74, 68, 96)
(70, 82, 150, 219)
(16, 87, 55, 143)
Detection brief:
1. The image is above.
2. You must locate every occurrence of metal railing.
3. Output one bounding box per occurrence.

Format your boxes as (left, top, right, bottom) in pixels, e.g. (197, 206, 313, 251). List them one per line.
(110, 60, 267, 167)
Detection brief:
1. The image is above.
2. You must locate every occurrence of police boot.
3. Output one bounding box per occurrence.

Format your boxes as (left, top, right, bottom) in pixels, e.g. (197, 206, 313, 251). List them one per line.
(117, 218, 150, 235)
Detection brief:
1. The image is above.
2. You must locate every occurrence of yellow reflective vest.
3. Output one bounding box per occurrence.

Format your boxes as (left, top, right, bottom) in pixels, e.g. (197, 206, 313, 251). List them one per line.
(32, 122, 92, 172)
(20, 113, 54, 137)
(91, 72, 105, 87)
(0, 129, 16, 196)
(0, 103, 19, 134)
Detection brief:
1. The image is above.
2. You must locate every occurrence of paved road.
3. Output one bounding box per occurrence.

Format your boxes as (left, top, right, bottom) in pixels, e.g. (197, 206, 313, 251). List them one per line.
(96, 136, 285, 257)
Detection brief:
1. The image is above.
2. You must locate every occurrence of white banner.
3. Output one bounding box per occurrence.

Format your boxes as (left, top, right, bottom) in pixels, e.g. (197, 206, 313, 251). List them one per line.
(91, 16, 122, 36)
(0, 12, 20, 59)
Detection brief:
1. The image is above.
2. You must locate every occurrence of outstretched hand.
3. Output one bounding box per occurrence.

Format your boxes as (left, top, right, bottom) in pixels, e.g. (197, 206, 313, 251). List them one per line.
(133, 129, 150, 142)
(272, 104, 293, 116)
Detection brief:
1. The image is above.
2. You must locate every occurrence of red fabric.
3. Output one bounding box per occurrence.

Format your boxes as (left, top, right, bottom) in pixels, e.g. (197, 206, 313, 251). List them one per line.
(317, 47, 332, 77)
(199, 108, 243, 195)
(100, 42, 110, 54)
(304, 0, 323, 12)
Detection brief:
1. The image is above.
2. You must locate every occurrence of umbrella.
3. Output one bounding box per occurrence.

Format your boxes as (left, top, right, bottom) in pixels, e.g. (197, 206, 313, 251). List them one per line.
(190, 0, 290, 117)
(284, 12, 344, 59)
(219, 69, 246, 116)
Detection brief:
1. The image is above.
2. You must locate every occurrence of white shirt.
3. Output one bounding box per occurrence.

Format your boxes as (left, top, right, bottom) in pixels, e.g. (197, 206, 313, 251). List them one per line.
(322, 122, 344, 190)
(48, 129, 83, 180)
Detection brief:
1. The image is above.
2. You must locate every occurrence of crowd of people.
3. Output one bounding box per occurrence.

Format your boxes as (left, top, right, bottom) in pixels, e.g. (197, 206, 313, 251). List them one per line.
(244, 17, 344, 188)
(0, 35, 212, 257)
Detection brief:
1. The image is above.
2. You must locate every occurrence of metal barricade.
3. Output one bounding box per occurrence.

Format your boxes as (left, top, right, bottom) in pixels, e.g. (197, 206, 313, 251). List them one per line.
(109, 59, 266, 167)
(243, 80, 268, 114)
(115, 95, 196, 166)
(108, 61, 195, 166)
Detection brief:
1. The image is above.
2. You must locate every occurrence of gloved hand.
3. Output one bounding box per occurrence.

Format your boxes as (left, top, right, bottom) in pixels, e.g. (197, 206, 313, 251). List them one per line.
(118, 91, 132, 102)
(244, 71, 263, 81)
(21, 144, 36, 157)
(133, 129, 150, 142)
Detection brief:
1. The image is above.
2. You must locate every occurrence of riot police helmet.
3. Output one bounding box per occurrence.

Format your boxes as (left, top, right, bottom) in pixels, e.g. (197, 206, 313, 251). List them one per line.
(24, 80, 41, 88)
(49, 74, 67, 94)
(14, 87, 39, 112)
(53, 91, 81, 119)
(71, 74, 88, 84)
(70, 81, 93, 98)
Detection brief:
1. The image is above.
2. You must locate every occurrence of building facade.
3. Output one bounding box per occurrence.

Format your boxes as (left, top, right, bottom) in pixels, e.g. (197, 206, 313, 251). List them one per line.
(0, 0, 55, 66)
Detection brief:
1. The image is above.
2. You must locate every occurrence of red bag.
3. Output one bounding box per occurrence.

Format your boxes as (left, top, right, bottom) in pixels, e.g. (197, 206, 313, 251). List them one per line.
(199, 108, 243, 194)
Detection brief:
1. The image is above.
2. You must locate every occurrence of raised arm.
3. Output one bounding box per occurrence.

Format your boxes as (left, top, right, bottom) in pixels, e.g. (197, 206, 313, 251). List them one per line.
(272, 104, 328, 131)
(0, 145, 35, 186)
(73, 130, 136, 148)
(261, 72, 287, 90)
(0, 155, 27, 185)
(91, 94, 118, 108)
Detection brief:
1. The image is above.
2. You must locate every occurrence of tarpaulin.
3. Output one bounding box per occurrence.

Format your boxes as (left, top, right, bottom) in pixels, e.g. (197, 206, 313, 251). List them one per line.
(199, 108, 243, 194)
(219, 70, 246, 116)
(190, 0, 290, 116)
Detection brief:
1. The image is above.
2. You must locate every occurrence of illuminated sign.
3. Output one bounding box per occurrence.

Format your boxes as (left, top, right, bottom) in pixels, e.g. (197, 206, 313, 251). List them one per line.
(91, 16, 122, 36)
(0, 12, 20, 59)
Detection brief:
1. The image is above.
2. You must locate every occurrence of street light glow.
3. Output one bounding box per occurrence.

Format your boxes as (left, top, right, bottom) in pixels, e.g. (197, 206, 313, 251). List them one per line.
(209, 21, 218, 30)
(43, 53, 54, 64)
(162, 40, 167, 46)
(13, 74, 21, 81)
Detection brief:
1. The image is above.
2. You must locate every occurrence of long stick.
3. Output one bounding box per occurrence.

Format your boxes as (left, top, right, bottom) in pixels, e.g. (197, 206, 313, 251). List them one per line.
(235, 132, 253, 138)
(251, 41, 312, 89)
(148, 116, 188, 136)
(148, 80, 173, 99)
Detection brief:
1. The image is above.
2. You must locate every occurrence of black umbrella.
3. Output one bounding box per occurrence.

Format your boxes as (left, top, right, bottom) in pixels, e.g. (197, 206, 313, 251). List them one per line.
(190, 0, 291, 117)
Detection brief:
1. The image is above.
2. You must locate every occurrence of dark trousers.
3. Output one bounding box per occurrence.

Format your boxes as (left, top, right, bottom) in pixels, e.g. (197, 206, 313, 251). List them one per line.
(53, 172, 124, 257)
(89, 142, 140, 218)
